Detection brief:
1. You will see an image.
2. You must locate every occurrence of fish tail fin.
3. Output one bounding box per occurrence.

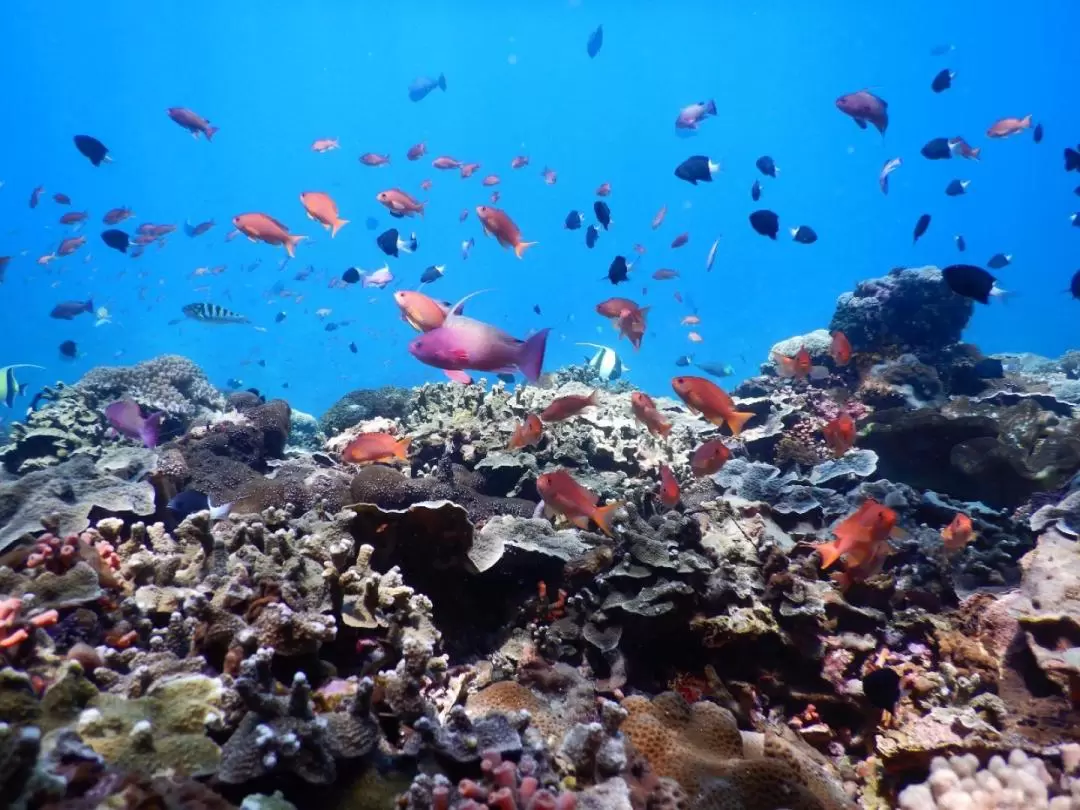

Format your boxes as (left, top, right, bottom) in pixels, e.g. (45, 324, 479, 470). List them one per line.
(418, 203, 425, 219)
(514, 240, 538, 259)
(205, 126, 219, 142)
(285, 234, 307, 257)
(85, 299, 94, 313)
(726, 410, 755, 437)
(706, 99, 717, 116)
(438, 73, 447, 91)
(140, 412, 166, 449)
(815, 539, 843, 570)
(208, 499, 232, 520)
(591, 502, 622, 537)
(394, 437, 412, 461)
(970, 147, 981, 161)
(517, 328, 550, 382)
(1022, 114, 1032, 128)
(657, 421, 673, 438)
(587, 389, 600, 406)
(331, 219, 349, 238)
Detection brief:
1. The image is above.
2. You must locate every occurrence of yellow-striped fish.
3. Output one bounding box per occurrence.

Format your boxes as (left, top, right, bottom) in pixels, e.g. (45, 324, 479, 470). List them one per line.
(181, 303, 250, 325)
(1, 365, 44, 408)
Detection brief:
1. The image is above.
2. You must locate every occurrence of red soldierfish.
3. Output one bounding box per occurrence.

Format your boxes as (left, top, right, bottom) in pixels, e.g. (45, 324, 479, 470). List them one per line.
(658, 464, 680, 507)
(630, 392, 672, 437)
(536, 469, 621, 537)
(508, 413, 543, 449)
(540, 391, 598, 422)
(822, 414, 856, 457)
(232, 213, 306, 257)
(671, 375, 755, 437)
(167, 107, 219, 140)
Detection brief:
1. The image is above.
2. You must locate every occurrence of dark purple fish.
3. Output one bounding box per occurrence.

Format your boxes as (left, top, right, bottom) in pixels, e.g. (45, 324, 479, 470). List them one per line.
(50, 299, 94, 320)
(184, 219, 215, 237)
(29, 185, 44, 208)
(913, 214, 931, 244)
(836, 90, 888, 134)
(105, 400, 166, 448)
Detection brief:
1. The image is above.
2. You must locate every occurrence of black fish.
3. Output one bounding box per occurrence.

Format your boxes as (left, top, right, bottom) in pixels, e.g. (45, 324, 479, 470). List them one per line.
(955, 235, 966, 252)
(1068, 148, 1080, 172)
(586, 24, 603, 58)
(246, 387, 264, 401)
(790, 225, 817, 244)
(564, 210, 584, 230)
(101, 229, 130, 253)
(945, 179, 970, 197)
(74, 135, 109, 166)
(674, 155, 720, 185)
(533, 305, 541, 315)
(349, 342, 358, 353)
(594, 201, 611, 230)
(420, 265, 445, 284)
(987, 253, 1012, 270)
(377, 228, 401, 257)
(749, 210, 779, 240)
(585, 224, 599, 249)
(755, 155, 777, 177)
(751, 180, 762, 201)
(675, 355, 693, 367)
(1073, 214, 1080, 229)
(275, 311, 287, 323)
(931, 68, 954, 93)
(605, 256, 629, 285)
(50, 299, 93, 320)
(862, 668, 902, 713)
(1071, 269, 1080, 299)
(920, 137, 954, 160)
(58, 340, 77, 359)
(943, 264, 998, 304)
(342, 267, 362, 284)
(258, 360, 265, 368)
(1033, 123, 1043, 144)
(913, 214, 931, 244)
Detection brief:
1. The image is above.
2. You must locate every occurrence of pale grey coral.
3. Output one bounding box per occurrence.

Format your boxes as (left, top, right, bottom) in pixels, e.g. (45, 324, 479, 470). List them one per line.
(75, 354, 225, 418)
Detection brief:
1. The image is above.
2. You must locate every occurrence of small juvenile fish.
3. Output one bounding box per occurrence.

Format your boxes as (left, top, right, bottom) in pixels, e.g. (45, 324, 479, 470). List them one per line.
(705, 239, 719, 271)
(407, 142, 426, 160)
(751, 180, 762, 201)
(408, 74, 446, 102)
(1033, 123, 1044, 144)
(596, 182, 611, 196)
(585, 225, 599, 249)
(955, 234, 967, 252)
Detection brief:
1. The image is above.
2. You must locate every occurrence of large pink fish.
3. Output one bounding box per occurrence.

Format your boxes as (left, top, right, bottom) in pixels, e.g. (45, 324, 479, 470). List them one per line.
(675, 100, 717, 132)
(105, 400, 166, 448)
(407, 302, 549, 381)
(836, 90, 888, 134)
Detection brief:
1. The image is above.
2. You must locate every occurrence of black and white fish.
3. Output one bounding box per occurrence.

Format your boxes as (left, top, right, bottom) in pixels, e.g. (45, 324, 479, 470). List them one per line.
(181, 303, 251, 325)
(576, 342, 628, 381)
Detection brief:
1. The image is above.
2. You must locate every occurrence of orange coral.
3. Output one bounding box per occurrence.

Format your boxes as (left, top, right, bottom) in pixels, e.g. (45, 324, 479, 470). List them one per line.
(465, 681, 567, 745)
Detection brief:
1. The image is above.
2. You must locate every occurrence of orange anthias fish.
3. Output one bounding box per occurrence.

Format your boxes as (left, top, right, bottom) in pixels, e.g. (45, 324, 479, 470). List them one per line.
(690, 439, 731, 477)
(537, 469, 621, 537)
(311, 138, 340, 153)
(630, 392, 672, 438)
(342, 432, 411, 465)
(475, 205, 537, 258)
(815, 499, 905, 571)
(300, 192, 349, 238)
(540, 391, 598, 422)
(671, 376, 755, 437)
(830, 331, 852, 366)
(232, 213, 307, 257)
(508, 413, 543, 449)
(393, 290, 457, 332)
(822, 414, 856, 457)
(987, 115, 1032, 138)
(773, 346, 828, 381)
(658, 464, 680, 507)
(376, 188, 425, 218)
(616, 306, 649, 350)
(941, 513, 975, 553)
(596, 297, 641, 319)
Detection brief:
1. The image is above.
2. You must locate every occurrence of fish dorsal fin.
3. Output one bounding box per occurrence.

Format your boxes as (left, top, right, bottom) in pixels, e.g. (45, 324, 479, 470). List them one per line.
(444, 289, 493, 327)
(2, 364, 45, 372)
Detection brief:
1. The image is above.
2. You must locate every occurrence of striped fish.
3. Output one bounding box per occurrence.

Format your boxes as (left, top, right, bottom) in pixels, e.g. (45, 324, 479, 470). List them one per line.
(1, 365, 44, 408)
(181, 303, 250, 325)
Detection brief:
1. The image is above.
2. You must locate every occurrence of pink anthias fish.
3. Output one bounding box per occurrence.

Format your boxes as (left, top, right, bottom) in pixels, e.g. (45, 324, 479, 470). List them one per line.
(675, 99, 717, 133)
(407, 293, 550, 382)
(105, 400, 166, 448)
(360, 266, 394, 288)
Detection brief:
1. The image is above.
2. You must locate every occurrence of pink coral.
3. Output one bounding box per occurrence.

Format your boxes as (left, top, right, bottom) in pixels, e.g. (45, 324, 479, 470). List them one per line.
(25, 533, 83, 573)
(0, 598, 58, 649)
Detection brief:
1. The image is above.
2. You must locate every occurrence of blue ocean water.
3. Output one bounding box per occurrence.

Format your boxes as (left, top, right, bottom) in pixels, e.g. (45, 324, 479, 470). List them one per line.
(1, 3, 1076, 419)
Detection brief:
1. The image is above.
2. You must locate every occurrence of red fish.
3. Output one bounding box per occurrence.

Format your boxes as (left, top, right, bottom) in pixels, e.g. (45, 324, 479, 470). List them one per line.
(616, 306, 648, 350)
(596, 297, 640, 319)
(836, 89, 889, 135)
(59, 211, 88, 225)
(376, 188, 425, 218)
(987, 115, 1032, 138)
(671, 376, 754, 437)
(511, 155, 529, 169)
(815, 499, 903, 571)
(541, 167, 557, 185)
(490, 191, 501, 204)
(536, 470, 621, 537)
(671, 232, 689, 248)
(652, 269, 678, 280)
(166, 107, 218, 140)
(342, 433, 411, 465)
(360, 153, 391, 166)
(509, 413, 543, 449)
(476, 205, 536, 258)
(407, 142, 427, 160)
(311, 138, 339, 153)
(459, 162, 480, 178)
(232, 213, 306, 257)
(830, 331, 852, 366)
(690, 439, 731, 476)
(300, 192, 349, 238)
(56, 236, 86, 256)
(393, 290, 457, 332)
(941, 513, 975, 553)
(658, 464, 680, 507)
(540, 391, 598, 422)
(773, 347, 827, 381)
(459, 209, 469, 223)
(433, 156, 461, 169)
(596, 182, 611, 196)
(630, 392, 672, 437)
(822, 414, 856, 457)
(420, 179, 433, 191)
(651, 205, 667, 230)
(950, 137, 981, 161)
(53, 193, 71, 205)
(103, 207, 134, 225)
(482, 174, 500, 187)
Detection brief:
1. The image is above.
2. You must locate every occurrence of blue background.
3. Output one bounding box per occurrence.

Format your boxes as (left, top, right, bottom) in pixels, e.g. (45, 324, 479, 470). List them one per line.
(1, 2, 1076, 420)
